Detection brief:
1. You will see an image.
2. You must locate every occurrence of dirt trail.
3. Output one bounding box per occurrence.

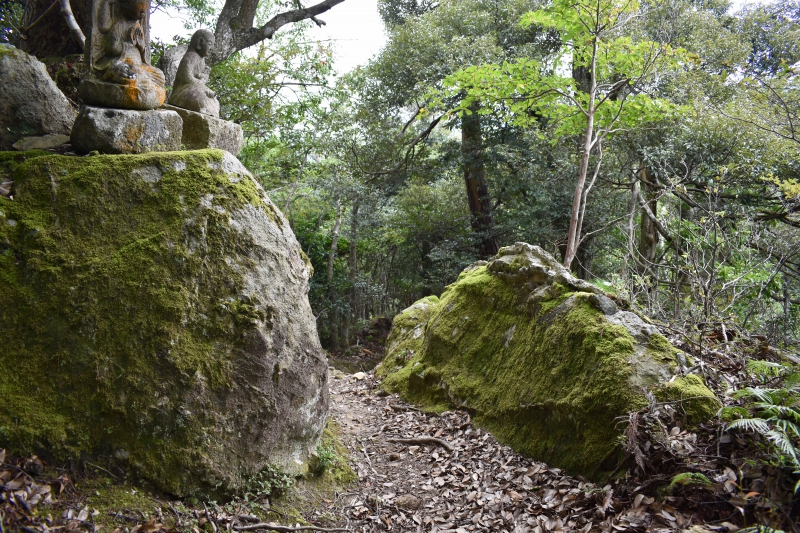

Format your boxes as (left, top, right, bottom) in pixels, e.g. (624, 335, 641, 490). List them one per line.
(325, 369, 696, 533)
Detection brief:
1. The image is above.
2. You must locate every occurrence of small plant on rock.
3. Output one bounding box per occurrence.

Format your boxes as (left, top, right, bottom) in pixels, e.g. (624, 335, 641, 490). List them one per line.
(310, 443, 338, 475)
(246, 464, 294, 500)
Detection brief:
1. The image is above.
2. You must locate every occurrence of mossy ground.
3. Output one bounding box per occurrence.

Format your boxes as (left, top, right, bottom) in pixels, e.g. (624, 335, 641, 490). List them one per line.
(378, 265, 720, 481)
(0, 149, 279, 496)
(11, 416, 354, 531)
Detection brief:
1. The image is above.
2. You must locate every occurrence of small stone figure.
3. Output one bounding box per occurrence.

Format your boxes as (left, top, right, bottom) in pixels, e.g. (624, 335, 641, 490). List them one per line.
(79, 0, 167, 110)
(168, 30, 220, 118)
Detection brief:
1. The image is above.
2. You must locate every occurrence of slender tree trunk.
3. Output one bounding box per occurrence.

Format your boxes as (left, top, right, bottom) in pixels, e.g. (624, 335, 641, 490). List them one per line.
(637, 167, 660, 283)
(563, 110, 595, 268)
(283, 151, 309, 222)
(342, 200, 359, 347)
(563, 37, 598, 269)
(327, 198, 343, 351)
(462, 102, 499, 259)
(625, 181, 639, 271)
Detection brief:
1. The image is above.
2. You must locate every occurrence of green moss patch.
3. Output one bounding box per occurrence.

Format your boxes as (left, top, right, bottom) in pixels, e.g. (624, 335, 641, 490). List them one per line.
(655, 375, 721, 424)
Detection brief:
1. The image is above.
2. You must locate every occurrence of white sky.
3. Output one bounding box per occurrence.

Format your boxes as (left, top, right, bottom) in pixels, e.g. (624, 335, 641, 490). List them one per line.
(150, 0, 775, 74)
(150, 0, 387, 74)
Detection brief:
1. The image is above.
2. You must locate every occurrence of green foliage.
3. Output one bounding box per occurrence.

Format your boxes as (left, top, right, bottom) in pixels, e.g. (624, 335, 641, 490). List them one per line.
(445, 0, 690, 136)
(0, 0, 24, 46)
(246, 464, 295, 499)
(310, 443, 337, 475)
(726, 382, 800, 491)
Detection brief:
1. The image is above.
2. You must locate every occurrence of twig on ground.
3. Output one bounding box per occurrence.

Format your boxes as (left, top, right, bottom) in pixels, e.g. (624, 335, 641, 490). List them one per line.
(389, 404, 420, 412)
(388, 437, 453, 452)
(85, 461, 118, 479)
(233, 524, 350, 532)
(108, 511, 141, 523)
(168, 501, 183, 528)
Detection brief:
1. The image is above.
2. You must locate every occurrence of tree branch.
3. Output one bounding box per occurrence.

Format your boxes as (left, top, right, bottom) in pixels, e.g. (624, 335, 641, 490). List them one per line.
(212, 0, 347, 64)
(635, 183, 673, 244)
(59, 0, 85, 50)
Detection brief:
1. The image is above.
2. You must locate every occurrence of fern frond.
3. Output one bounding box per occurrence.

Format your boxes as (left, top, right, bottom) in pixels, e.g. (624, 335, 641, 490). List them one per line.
(747, 359, 788, 379)
(762, 405, 800, 424)
(764, 429, 799, 465)
(727, 417, 771, 434)
(732, 387, 778, 403)
(774, 418, 800, 439)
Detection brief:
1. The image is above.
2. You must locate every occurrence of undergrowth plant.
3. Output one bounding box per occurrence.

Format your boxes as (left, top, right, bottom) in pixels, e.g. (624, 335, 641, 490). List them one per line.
(245, 464, 294, 500)
(723, 360, 800, 492)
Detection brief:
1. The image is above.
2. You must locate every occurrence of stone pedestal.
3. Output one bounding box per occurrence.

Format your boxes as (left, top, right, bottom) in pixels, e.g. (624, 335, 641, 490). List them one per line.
(79, 75, 167, 111)
(163, 104, 243, 156)
(70, 105, 182, 154)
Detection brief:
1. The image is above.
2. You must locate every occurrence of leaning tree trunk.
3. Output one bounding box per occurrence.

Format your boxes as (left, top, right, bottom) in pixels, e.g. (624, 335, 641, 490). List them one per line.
(462, 103, 499, 260)
(20, 0, 87, 58)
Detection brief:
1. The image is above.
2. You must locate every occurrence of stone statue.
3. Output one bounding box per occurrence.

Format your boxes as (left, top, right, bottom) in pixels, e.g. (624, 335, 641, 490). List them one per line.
(168, 29, 220, 118)
(79, 0, 166, 110)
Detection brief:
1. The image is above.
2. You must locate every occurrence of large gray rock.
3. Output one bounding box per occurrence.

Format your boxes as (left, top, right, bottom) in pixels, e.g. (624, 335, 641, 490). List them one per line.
(71, 105, 182, 154)
(0, 45, 76, 150)
(164, 104, 244, 155)
(0, 149, 328, 497)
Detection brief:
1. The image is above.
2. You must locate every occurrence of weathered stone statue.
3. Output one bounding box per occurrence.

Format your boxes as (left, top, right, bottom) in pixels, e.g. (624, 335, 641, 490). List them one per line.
(79, 0, 166, 110)
(168, 30, 220, 118)
(71, 0, 181, 154)
(163, 29, 243, 155)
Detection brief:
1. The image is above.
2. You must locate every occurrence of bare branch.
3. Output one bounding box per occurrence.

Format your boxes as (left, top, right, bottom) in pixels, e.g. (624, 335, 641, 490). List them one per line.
(59, 0, 85, 50)
(22, 0, 59, 32)
(212, 0, 347, 64)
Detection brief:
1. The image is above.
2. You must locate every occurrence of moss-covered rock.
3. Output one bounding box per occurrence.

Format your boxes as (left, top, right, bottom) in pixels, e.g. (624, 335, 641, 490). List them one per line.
(376, 243, 720, 481)
(0, 149, 328, 497)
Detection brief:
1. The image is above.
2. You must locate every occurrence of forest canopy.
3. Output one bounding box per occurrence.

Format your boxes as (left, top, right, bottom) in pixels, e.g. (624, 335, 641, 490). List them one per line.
(1, 0, 798, 352)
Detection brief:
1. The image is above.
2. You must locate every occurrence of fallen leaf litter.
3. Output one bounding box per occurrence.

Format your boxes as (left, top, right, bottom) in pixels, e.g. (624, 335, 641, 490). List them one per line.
(324, 370, 717, 533)
(0, 367, 757, 532)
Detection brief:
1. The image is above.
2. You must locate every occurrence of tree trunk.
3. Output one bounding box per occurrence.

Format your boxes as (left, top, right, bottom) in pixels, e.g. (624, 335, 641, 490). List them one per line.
(563, 40, 598, 270)
(462, 102, 499, 260)
(637, 167, 660, 278)
(327, 198, 343, 351)
(21, 0, 87, 58)
(342, 200, 359, 347)
(210, 0, 347, 65)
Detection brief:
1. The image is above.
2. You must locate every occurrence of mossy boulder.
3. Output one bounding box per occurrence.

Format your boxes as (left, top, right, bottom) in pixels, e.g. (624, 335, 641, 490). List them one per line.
(0, 149, 328, 497)
(376, 243, 720, 481)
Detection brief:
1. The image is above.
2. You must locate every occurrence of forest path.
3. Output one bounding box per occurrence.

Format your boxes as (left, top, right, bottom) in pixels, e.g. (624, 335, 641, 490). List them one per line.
(323, 369, 689, 533)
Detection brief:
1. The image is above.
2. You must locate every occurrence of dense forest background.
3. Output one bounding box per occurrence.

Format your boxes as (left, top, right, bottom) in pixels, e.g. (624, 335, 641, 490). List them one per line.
(2, 0, 799, 354)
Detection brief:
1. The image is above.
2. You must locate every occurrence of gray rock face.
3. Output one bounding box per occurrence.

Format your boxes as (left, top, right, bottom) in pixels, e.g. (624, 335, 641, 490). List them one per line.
(0, 45, 76, 150)
(70, 105, 182, 154)
(164, 104, 243, 155)
(0, 149, 328, 496)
